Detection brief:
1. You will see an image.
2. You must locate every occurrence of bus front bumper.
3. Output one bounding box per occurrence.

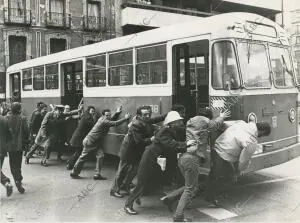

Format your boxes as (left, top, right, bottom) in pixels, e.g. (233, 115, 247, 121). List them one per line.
(247, 142, 300, 173)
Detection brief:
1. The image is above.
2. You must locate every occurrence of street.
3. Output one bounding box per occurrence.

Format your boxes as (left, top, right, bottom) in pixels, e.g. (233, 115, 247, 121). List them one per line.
(1, 150, 300, 222)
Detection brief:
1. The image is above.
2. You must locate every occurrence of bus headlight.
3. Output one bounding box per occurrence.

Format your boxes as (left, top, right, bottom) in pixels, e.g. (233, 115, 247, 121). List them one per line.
(248, 113, 257, 123)
(288, 108, 296, 123)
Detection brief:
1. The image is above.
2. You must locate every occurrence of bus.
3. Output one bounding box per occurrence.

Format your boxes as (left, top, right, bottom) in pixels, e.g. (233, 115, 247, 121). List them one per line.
(6, 12, 300, 173)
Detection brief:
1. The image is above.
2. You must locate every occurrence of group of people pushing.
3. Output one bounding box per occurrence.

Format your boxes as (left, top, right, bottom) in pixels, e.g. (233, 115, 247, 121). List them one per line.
(0, 101, 271, 222)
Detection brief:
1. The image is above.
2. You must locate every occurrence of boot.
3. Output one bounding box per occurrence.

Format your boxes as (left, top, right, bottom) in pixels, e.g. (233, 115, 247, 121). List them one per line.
(5, 182, 13, 197)
(15, 181, 25, 194)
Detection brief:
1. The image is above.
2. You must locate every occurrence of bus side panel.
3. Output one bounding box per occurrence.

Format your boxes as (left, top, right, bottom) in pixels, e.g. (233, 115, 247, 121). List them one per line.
(21, 97, 62, 117)
(84, 96, 172, 156)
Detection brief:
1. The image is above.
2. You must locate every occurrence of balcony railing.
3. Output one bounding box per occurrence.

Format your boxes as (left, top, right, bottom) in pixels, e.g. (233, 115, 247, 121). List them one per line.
(122, 0, 213, 17)
(3, 7, 31, 25)
(45, 12, 71, 28)
(82, 16, 107, 32)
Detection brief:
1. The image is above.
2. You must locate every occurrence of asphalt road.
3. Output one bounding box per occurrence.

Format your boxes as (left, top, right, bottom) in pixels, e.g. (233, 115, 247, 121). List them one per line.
(1, 150, 300, 222)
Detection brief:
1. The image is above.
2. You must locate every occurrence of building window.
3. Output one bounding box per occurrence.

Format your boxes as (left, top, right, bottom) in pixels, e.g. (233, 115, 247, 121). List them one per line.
(22, 68, 32, 91)
(109, 50, 133, 86)
(49, 0, 64, 13)
(36, 31, 41, 57)
(46, 63, 59, 89)
(296, 36, 300, 44)
(86, 54, 106, 87)
(33, 66, 44, 90)
(50, 38, 66, 54)
(36, 0, 40, 23)
(9, 35, 27, 66)
(87, 0, 100, 18)
(136, 44, 167, 85)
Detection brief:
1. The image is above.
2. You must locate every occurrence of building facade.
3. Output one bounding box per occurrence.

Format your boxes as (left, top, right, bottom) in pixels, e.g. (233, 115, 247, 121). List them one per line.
(0, 0, 281, 100)
(0, 0, 116, 100)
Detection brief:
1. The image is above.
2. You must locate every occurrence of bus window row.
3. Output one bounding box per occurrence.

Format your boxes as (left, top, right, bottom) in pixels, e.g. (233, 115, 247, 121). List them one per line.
(21, 44, 168, 92)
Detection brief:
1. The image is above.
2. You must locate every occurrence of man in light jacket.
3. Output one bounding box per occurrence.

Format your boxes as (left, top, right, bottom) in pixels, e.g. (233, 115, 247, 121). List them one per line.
(205, 120, 271, 206)
(160, 108, 230, 222)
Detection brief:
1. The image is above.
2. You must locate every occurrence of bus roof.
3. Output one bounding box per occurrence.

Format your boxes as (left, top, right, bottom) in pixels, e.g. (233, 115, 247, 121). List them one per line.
(7, 12, 288, 73)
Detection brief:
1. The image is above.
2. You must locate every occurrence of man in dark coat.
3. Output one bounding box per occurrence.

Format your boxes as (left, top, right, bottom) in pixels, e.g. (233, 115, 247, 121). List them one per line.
(25, 103, 47, 159)
(66, 106, 96, 170)
(0, 115, 13, 197)
(5, 102, 29, 194)
(110, 105, 165, 198)
(26, 105, 66, 166)
(124, 111, 187, 215)
(70, 107, 131, 180)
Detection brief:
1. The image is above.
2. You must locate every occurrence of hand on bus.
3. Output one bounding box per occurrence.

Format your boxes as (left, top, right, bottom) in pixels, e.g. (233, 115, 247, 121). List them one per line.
(116, 106, 123, 113)
(220, 109, 231, 119)
(124, 113, 131, 120)
(150, 136, 155, 142)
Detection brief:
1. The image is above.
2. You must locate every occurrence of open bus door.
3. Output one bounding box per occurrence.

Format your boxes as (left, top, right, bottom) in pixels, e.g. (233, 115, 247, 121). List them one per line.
(61, 61, 83, 109)
(172, 39, 209, 119)
(10, 72, 21, 102)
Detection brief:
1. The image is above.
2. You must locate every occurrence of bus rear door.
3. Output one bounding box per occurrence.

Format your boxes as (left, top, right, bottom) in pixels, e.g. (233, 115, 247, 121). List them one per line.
(172, 38, 209, 119)
(61, 60, 83, 109)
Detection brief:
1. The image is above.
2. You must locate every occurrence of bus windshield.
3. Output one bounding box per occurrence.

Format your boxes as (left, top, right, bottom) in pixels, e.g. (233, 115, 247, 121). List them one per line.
(269, 46, 294, 88)
(212, 41, 240, 90)
(236, 41, 271, 88)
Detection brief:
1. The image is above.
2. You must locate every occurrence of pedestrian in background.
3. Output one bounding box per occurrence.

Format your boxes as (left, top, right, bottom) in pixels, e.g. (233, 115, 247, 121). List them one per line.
(66, 106, 96, 170)
(0, 115, 13, 197)
(124, 111, 187, 215)
(70, 106, 131, 180)
(5, 102, 29, 194)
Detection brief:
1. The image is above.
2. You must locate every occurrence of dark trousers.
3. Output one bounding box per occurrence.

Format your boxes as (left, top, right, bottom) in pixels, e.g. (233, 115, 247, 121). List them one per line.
(206, 149, 233, 200)
(125, 149, 160, 208)
(111, 160, 138, 193)
(0, 151, 23, 184)
(67, 146, 83, 169)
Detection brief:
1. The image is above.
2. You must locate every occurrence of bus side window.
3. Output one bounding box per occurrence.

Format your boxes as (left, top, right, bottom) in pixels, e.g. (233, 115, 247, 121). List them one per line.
(46, 63, 59, 89)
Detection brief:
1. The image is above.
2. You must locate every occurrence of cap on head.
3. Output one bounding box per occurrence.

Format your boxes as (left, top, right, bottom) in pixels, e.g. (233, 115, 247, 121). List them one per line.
(54, 105, 65, 110)
(164, 111, 183, 125)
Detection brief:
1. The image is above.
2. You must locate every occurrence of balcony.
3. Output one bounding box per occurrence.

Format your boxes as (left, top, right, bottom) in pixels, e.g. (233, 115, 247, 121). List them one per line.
(82, 16, 107, 32)
(45, 12, 71, 28)
(3, 7, 31, 25)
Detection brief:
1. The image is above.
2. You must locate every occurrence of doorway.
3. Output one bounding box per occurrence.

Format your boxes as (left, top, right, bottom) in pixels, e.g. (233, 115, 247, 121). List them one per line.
(61, 61, 83, 109)
(172, 39, 209, 118)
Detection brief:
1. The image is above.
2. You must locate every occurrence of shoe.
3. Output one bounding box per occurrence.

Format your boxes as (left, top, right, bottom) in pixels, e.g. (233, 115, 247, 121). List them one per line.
(66, 164, 73, 170)
(70, 172, 82, 179)
(124, 206, 138, 215)
(110, 190, 124, 198)
(16, 182, 25, 194)
(25, 157, 30, 164)
(121, 189, 130, 196)
(161, 196, 174, 212)
(135, 198, 141, 206)
(93, 174, 107, 180)
(174, 217, 193, 222)
(40, 160, 48, 167)
(5, 183, 13, 197)
(205, 197, 220, 208)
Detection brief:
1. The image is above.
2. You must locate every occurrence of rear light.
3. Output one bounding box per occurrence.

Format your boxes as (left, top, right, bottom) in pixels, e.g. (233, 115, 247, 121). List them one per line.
(288, 108, 296, 123)
(247, 113, 257, 123)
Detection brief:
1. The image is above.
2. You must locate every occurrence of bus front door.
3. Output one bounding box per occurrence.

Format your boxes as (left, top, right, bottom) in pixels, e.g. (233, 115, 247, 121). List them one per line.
(61, 61, 83, 109)
(172, 40, 209, 119)
(10, 72, 21, 102)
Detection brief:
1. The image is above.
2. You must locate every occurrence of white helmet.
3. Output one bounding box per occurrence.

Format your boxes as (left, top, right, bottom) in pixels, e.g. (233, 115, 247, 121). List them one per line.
(164, 111, 183, 125)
